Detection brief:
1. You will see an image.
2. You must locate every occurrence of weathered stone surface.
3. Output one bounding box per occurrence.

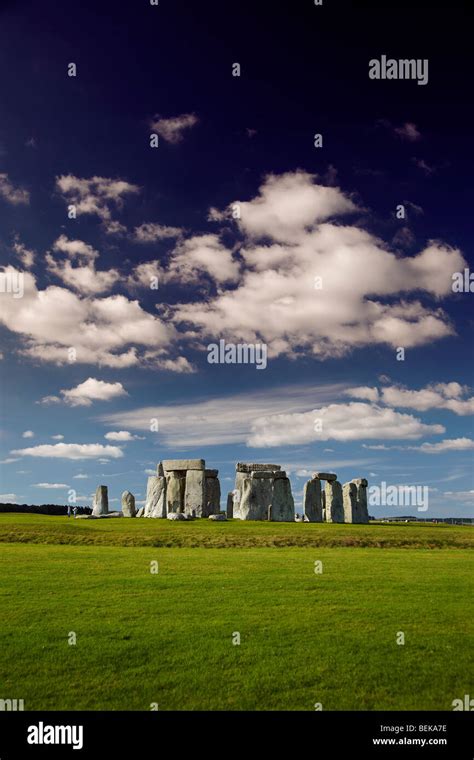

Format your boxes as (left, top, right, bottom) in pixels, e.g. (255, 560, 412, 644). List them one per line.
(271, 477, 295, 521)
(313, 472, 337, 482)
(144, 476, 167, 518)
(96, 512, 122, 518)
(303, 478, 323, 522)
(205, 469, 218, 478)
(342, 482, 358, 523)
(163, 459, 205, 471)
(295, 513, 303, 522)
(184, 469, 206, 518)
(157, 461, 164, 477)
(209, 513, 227, 521)
(236, 475, 272, 520)
(251, 470, 287, 479)
(136, 507, 145, 518)
(167, 512, 187, 521)
(92, 485, 108, 516)
(352, 478, 368, 487)
(166, 471, 186, 513)
(324, 480, 344, 523)
(352, 479, 369, 523)
(226, 492, 234, 519)
(236, 463, 281, 473)
(204, 475, 221, 517)
(121, 490, 136, 517)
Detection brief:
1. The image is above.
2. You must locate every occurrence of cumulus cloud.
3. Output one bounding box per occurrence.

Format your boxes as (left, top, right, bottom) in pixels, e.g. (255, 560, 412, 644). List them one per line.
(348, 381, 474, 415)
(0, 173, 29, 204)
(165, 234, 240, 285)
(46, 236, 120, 295)
(133, 223, 182, 243)
(40, 378, 128, 407)
(55, 175, 140, 220)
(22, 430, 34, 438)
(11, 443, 124, 460)
(51, 434, 64, 440)
(417, 438, 474, 454)
(149, 113, 198, 144)
(13, 240, 35, 268)
(99, 384, 443, 448)
(0, 268, 177, 368)
(104, 430, 143, 441)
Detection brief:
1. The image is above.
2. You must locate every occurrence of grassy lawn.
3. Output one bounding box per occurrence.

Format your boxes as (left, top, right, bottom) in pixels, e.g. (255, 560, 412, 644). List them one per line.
(0, 516, 472, 710)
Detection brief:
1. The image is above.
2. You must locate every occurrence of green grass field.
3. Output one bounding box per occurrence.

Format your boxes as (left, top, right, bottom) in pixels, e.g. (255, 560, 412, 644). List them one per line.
(0, 514, 472, 710)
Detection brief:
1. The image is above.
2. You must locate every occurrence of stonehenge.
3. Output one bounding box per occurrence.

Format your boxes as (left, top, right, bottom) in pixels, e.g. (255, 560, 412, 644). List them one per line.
(90, 461, 369, 523)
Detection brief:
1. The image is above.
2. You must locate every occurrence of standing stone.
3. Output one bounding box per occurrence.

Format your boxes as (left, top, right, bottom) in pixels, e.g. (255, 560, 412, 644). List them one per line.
(321, 489, 326, 522)
(121, 490, 136, 517)
(157, 461, 164, 477)
(237, 475, 273, 520)
(342, 482, 358, 523)
(351, 479, 369, 524)
(204, 474, 221, 517)
(324, 480, 344, 523)
(144, 476, 167, 518)
(226, 492, 234, 519)
(184, 469, 206, 518)
(92, 485, 108, 516)
(303, 478, 322, 522)
(271, 476, 295, 521)
(166, 471, 186, 514)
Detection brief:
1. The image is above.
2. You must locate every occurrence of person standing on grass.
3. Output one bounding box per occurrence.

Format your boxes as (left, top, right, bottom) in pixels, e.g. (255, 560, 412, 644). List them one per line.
(73, 506, 78, 518)
(67, 505, 71, 518)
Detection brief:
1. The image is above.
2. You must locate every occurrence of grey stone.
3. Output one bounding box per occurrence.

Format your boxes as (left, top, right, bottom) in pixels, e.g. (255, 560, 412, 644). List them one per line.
(96, 512, 122, 518)
(121, 490, 136, 517)
(205, 469, 218, 478)
(167, 512, 187, 521)
(157, 461, 164, 477)
(324, 480, 344, 523)
(163, 459, 205, 471)
(251, 470, 287, 479)
(209, 513, 227, 521)
(204, 475, 221, 517)
(136, 507, 145, 518)
(184, 469, 206, 518)
(352, 478, 368, 488)
(236, 462, 281, 473)
(313, 472, 337, 482)
(92, 485, 108, 516)
(271, 477, 295, 521)
(226, 492, 234, 519)
(352, 480, 369, 523)
(303, 478, 323, 522)
(144, 476, 167, 518)
(236, 474, 272, 520)
(166, 471, 186, 514)
(342, 482, 358, 523)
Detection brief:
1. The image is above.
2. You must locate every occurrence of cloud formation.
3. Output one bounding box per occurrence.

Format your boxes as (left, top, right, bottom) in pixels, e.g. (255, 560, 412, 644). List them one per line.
(11, 443, 124, 460)
(55, 175, 140, 220)
(149, 113, 198, 144)
(40, 378, 128, 407)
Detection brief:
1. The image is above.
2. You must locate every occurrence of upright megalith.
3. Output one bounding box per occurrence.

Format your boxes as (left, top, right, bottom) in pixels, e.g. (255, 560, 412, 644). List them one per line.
(166, 471, 186, 514)
(303, 478, 323, 522)
(342, 482, 358, 523)
(92, 485, 108, 516)
(121, 490, 136, 517)
(144, 475, 167, 518)
(351, 478, 369, 524)
(324, 480, 344, 523)
(204, 469, 221, 517)
(184, 469, 206, 518)
(234, 463, 294, 521)
(226, 492, 234, 519)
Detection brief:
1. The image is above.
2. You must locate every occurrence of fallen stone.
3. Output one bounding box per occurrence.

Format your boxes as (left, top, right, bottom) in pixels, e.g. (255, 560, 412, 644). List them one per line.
(96, 512, 123, 518)
(324, 480, 344, 523)
(167, 512, 187, 521)
(121, 490, 136, 517)
(209, 514, 227, 521)
(313, 472, 337, 482)
(92, 485, 108, 516)
(303, 478, 323, 522)
(163, 459, 205, 471)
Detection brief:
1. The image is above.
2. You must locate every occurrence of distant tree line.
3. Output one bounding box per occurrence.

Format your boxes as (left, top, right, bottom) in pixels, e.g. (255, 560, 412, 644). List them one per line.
(0, 503, 92, 516)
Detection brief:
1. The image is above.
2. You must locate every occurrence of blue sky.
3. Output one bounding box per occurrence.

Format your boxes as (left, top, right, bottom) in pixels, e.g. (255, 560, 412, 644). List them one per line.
(0, 0, 472, 517)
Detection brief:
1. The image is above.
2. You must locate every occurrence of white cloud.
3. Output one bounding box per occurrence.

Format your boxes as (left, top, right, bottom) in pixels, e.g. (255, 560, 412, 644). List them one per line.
(0, 174, 29, 204)
(99, 384, 442, 449)
(150, 113, 198, 144)
(13, 240, 35, 268)
(0, 458, 20, 464)
(45, 378, 128, 407)
(104, 430, 143, 441)
(133, 223, 182, 243)
(55, 175, 140, 220)
(73, 473, 89, 479)
(394, 122, 421, 141)
(0, 493, 17, 501)
(165, 234, 240, 285)
(11, 443, 124, 460)
(22, 430, 34, 438)
(349, 381, 474, 415)
(51, 434, 64, 440)
(417, 438, 474, 454)
(0, 268, 177, 369)
(34, 483, 69, 489)
(46, 236, 119, 295)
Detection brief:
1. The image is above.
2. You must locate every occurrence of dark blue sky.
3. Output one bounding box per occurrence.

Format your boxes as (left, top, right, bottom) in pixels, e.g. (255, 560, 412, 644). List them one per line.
(0, 0, 472, 516)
